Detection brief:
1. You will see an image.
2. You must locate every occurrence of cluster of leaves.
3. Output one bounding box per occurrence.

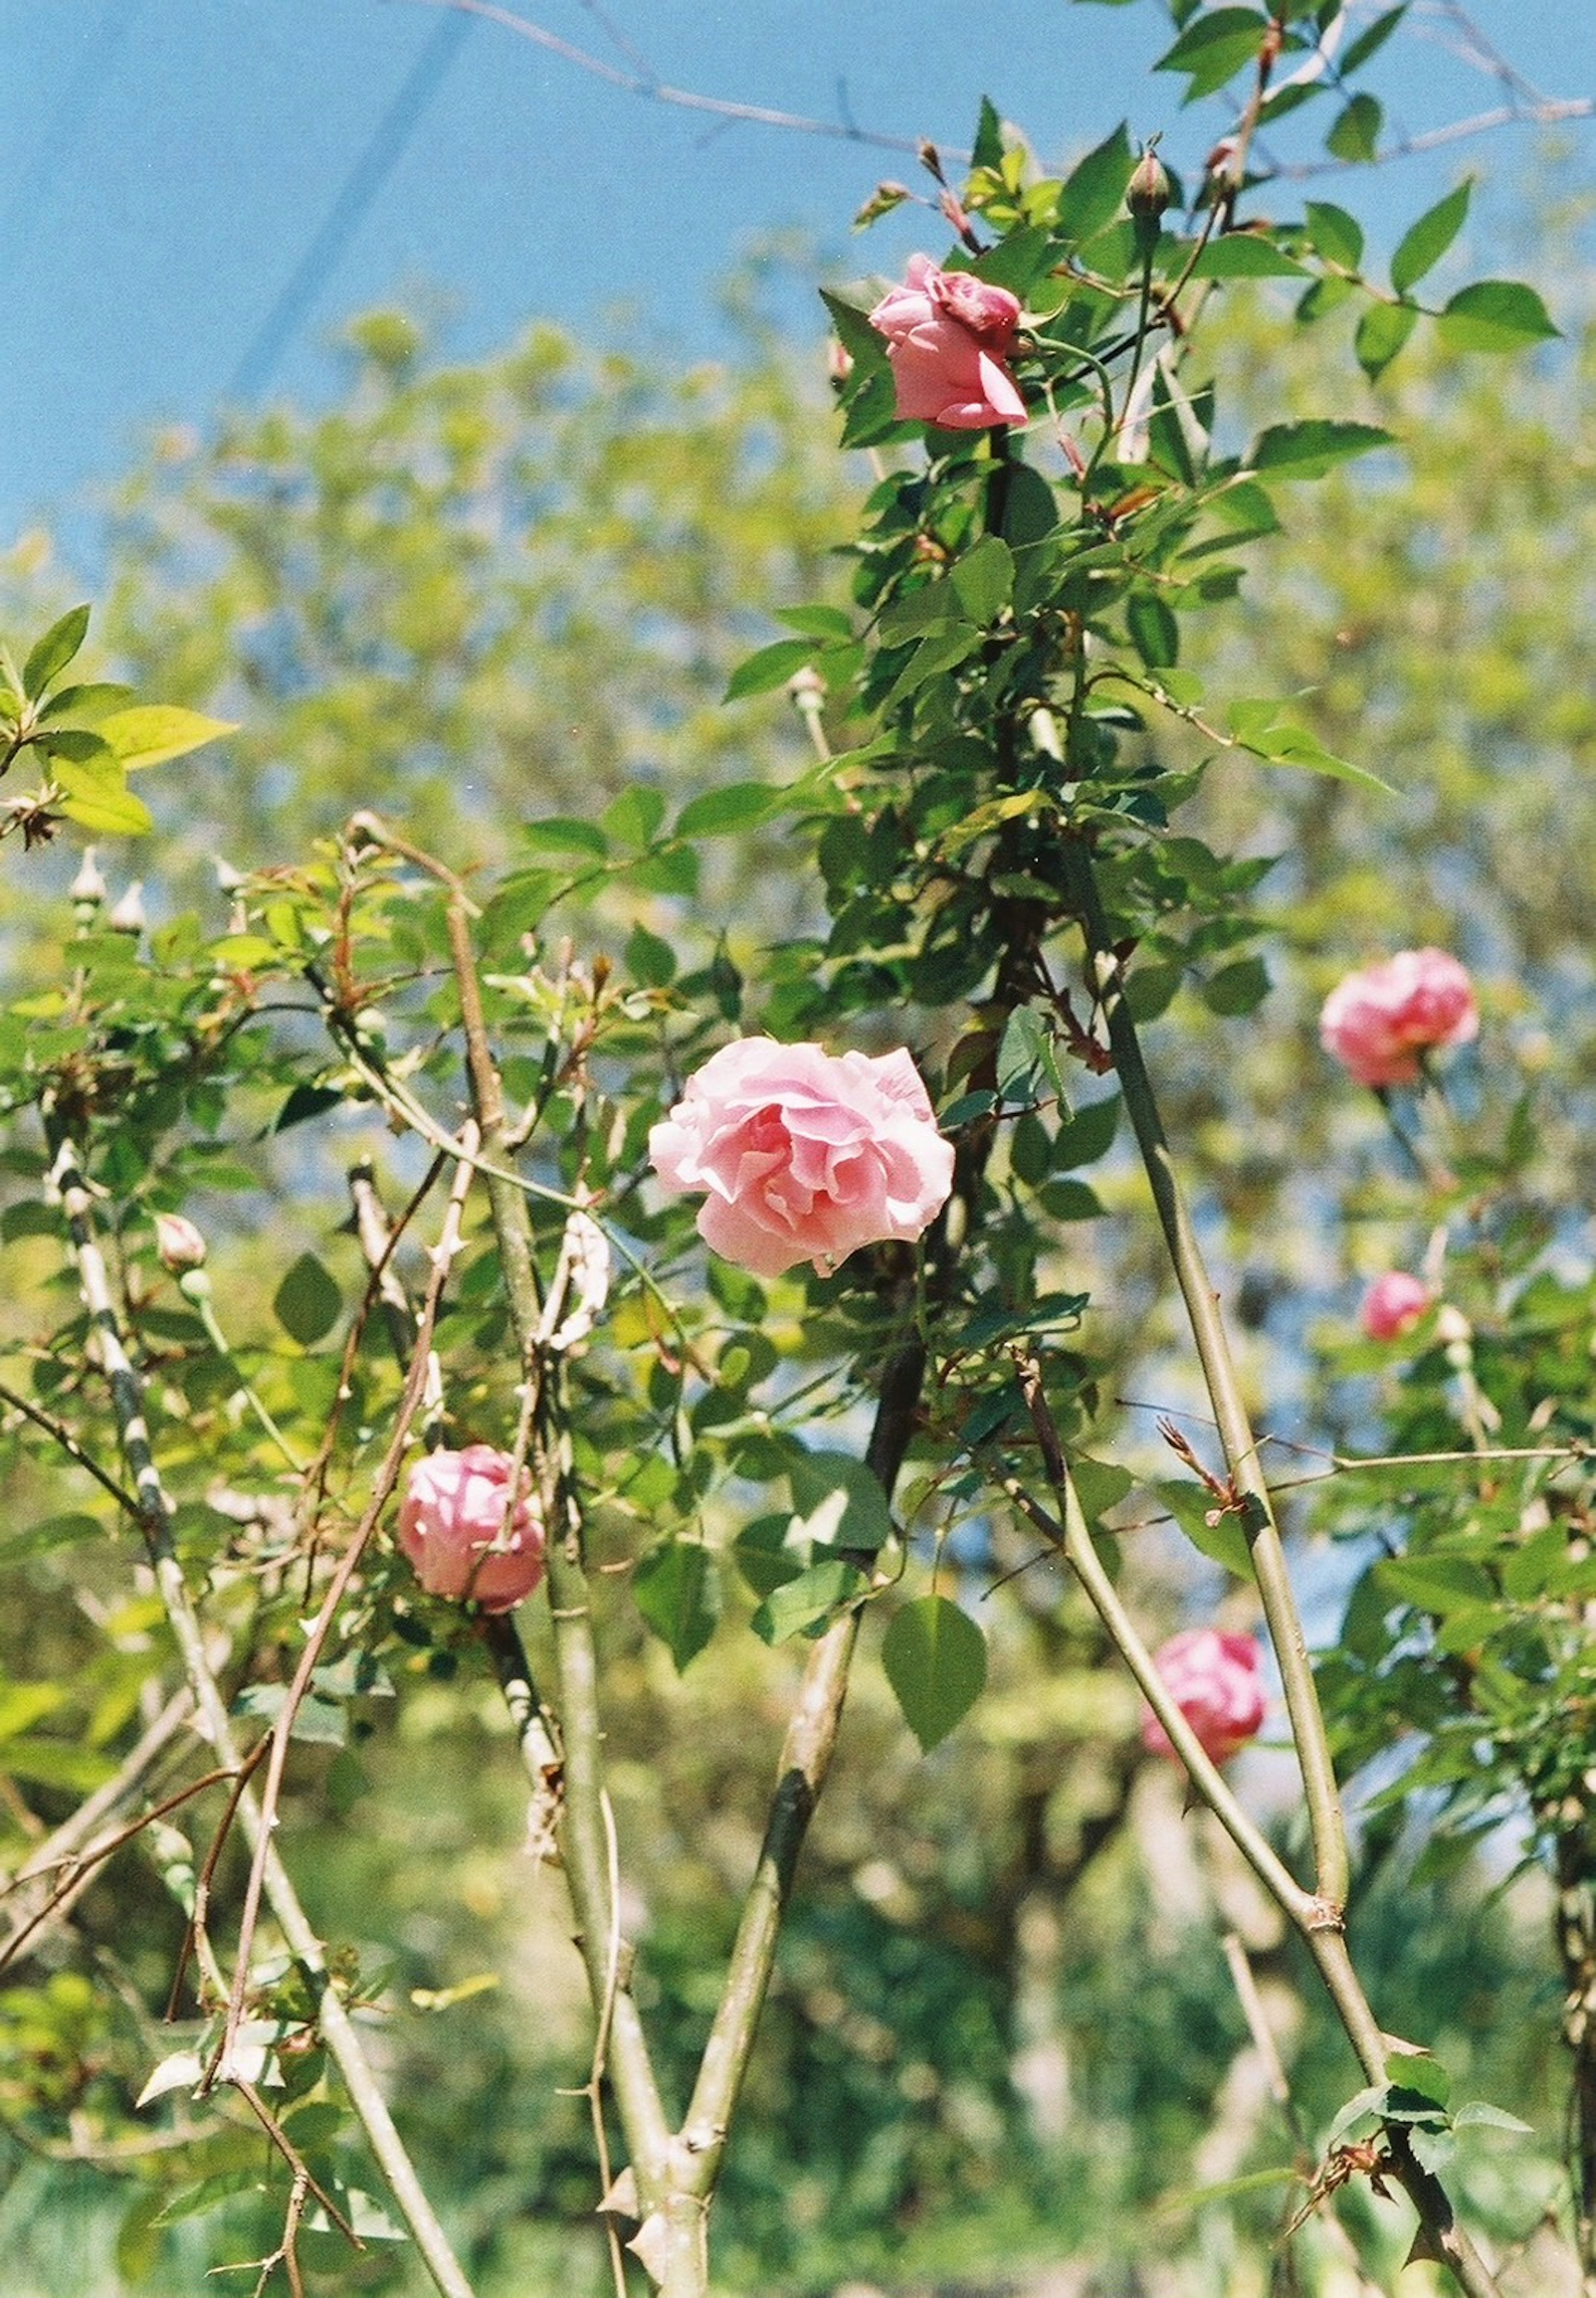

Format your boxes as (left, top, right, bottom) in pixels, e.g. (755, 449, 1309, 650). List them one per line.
(0, 605, 230, 847)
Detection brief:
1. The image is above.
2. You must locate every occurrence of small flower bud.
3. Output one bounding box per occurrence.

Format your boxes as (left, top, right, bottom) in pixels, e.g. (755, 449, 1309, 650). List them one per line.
(71, 847, 108, 905)
(108, 881, 147, 934)
(155, 1213, 208, 1272)
(1127, 147, 1172, 224)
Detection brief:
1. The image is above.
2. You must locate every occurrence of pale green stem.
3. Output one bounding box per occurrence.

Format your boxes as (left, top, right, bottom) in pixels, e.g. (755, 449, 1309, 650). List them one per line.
(188, 1285, 307, 1473)
(1060, 847, 1350, 1914)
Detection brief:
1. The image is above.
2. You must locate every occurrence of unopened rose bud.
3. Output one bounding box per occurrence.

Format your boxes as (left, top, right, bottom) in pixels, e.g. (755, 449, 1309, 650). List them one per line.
(108, 881, 147, 934)
(155, 1213, 208, 1272)
(1127, 148, 1172, 223)
(71, 848, 107, 905)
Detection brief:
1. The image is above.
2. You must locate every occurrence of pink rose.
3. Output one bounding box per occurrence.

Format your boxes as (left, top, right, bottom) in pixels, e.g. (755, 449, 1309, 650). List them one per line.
(1360, 1271, 1431, 1342)
(649, 1037, 955, 1278)
(1319, 948, 1479, 1089)
(1140, 1629, 1267, 1765)
(398, 1446, 546, 1613)
(867, 254, 1027, 431)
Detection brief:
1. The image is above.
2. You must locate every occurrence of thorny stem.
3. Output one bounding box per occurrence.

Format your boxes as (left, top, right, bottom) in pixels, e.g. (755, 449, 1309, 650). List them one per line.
(443, 891, 674, 2185)
(1042, 852, 1504, 2295)
(1059, 842, 1350, 1914)
(42, 1107, 478, 2298)
(217, 1127, 478, 2081)
(1010, 1376, 1501, 2296)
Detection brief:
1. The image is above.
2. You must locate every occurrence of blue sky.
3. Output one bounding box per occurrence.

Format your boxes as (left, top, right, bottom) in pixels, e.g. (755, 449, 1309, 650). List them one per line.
(3, 0, 1591, 553)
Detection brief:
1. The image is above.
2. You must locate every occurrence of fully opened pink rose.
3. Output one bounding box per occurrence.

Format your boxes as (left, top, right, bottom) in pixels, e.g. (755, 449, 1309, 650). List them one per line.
(867, 254, 1027, 431)
(398, 1446, 546, 1613)
(1319, 948, 1479, 1089)
(649, 1038, 955, 1278)
(1140, 1629, 1267, 1766)
(1361, 1271, 1431, 1342)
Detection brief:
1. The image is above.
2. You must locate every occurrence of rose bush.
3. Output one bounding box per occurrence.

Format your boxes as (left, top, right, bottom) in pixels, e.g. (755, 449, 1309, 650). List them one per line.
(867, 254, 1026, 430)
(1361, 1269, 1431, 1341)
(649, 1037, 954, 1276)
(397, 1446, 546, 1611)
(1319, 948, 1479, 1088)
(1140, 1629, 1268, 1765)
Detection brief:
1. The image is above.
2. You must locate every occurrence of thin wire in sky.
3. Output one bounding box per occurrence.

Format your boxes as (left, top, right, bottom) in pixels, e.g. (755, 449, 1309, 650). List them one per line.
(230, 10, 472, 403)
(3, 0, 146, 253)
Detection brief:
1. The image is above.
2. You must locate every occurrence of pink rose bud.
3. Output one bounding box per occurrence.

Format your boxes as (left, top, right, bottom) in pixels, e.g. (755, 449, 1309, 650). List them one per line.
(1140, 1629, 1267, 1766)
(1319, 948, 1479, 1089)
(867, 254, 1027, 431)
(649, 1037, 955, 1278)
(154, 1213, 208, 1272)
(1360, 1271, 1431, 1342)
(398, 1446, 546, 1613)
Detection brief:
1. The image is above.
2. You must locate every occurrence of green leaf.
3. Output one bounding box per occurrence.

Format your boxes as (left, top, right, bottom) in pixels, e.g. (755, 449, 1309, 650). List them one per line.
(0, 1682, 68, 1742)
(1453, 2099, 1533, 2135)
(1052, 1094, 1120, 1168)
(1325, 92, 1382, 163)
(881, 1595, 988, 1751)
(1249, 420, 1394, 479)
(55, 770, 153, 837)
(1373, 1555, 1496, 1613)
(1325, 2083, 1390, 2147)
(971, 94, 1005, 172)
(1436, 279, 1559, 355)
(1155, 7, 1273, 102)
(998, 463, 1059, 545)
(751, 1558, 868, 1644)
(36, 728, 114, 766)
(1155, 1477, 1253, 1579)
(233, 1684, 349, 1747)
(724, 638, 820, 701)
(1303, 201, 1364, 272)
(1227, 707, 1395, 794)
(788, 1449, 894, 1555)
(0, 1512, 106, 1564)
(22, 605, 91, 699)
(2, 1737, 116, 1793)
(633, 1539, 721, 1670)
(1055, 121, 1135, 243)
(1190, 236, 1309, 279)
(774, 604, 855, 643)
(1355, 300, 1419, 382)
(1339, 5, 1407, 78)
(625, 922, 677, 988)
(949, 534, 1015, 625)
(97, 704, 237, 770)
(601, 783, 666, 849)
(1390, 179, 1471, 296)
(273, 1252, 343, 1346)
(36, 680, 136, 724)
(674, 781, 779, 837)
(1202, 956, 1271, 1015)
(997, 1005, 1057, 1105)
(1127, 593, 1179, 669)
(520, 816, 608, 858)
(273, 1082, 347, 1132)
(819, 287, 889, 372)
